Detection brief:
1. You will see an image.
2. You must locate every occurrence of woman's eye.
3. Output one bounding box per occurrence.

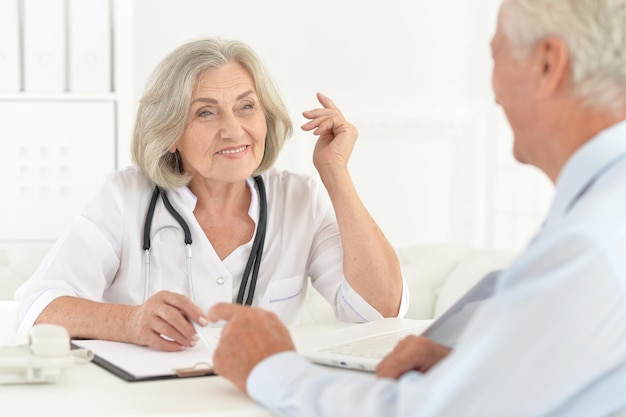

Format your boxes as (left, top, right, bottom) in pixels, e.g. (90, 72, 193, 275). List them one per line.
(199, 110, 213, 117)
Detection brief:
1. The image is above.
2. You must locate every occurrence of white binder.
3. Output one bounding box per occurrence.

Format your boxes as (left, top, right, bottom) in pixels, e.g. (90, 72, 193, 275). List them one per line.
(68, 0, 112, 93)
(23, 0, 66, 92)
(0, 0, 21, 92)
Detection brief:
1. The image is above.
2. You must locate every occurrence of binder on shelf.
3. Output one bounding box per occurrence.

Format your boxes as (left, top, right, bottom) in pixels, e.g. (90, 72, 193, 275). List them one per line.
(22, 0, 66, 92)
(68, 0, 112, 93)
(0, 0, 21, 92)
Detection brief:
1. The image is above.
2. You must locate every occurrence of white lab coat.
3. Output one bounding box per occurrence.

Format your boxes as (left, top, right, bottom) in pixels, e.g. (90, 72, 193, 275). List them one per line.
(15, 166, 407, 335)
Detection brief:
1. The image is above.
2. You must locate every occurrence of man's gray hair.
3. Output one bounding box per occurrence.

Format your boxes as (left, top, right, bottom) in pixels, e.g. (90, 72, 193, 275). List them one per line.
(502, 0, 626, 112)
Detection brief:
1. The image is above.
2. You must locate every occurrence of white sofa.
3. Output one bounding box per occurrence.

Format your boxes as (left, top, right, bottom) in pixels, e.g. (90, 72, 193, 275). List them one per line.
(0, 243, 53, 302)
(300, 244, 516, 324)
(0, 243, 516, 323)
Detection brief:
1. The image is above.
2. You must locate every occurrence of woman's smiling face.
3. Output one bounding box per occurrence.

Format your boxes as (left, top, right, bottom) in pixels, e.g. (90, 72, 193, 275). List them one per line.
(174, 61, 267, 187)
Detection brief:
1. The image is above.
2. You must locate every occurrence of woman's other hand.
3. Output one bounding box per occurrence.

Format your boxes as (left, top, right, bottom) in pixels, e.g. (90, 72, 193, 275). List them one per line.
(125, 290, 207, 351)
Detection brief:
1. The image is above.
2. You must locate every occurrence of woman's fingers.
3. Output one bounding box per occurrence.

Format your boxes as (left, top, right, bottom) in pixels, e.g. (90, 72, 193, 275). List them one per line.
(126, 290, 204, 351)
(316, 92, 338, 110)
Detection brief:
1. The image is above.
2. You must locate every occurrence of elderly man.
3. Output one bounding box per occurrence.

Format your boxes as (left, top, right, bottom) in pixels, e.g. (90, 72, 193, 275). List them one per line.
(204, 0, 626, 415)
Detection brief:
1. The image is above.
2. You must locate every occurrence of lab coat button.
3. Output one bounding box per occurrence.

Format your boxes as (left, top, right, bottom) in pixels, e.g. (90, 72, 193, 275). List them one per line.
(216, 277, 225, 285)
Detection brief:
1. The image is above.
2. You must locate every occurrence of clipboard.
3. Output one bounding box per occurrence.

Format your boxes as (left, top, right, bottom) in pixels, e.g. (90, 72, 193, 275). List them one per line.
(71, 339, 216, 382)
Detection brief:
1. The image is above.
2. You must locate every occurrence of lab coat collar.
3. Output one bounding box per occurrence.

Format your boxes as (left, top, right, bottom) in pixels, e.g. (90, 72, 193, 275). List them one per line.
(168, 176, 261, 224)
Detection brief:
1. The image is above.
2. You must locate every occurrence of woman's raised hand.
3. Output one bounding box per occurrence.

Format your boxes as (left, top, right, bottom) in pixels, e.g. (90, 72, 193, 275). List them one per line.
(302, 93, 358, 175)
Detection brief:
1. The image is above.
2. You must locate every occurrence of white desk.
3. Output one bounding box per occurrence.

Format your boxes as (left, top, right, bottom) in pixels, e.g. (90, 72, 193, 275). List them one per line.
(2, 357, 273, 417)
(1, 323, 352, 417)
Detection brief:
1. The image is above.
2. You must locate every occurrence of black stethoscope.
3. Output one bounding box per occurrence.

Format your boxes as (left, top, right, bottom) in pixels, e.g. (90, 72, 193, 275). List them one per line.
(141, 176, 267, 306)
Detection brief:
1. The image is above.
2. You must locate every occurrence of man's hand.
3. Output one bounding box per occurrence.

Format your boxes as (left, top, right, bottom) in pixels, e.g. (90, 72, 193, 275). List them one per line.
(376, 335, 451, 379)
(208, 303, 296, 393)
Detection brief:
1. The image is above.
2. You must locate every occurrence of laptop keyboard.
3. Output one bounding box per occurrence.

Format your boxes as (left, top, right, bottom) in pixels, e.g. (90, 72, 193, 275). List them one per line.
(320, 330, 416, 359)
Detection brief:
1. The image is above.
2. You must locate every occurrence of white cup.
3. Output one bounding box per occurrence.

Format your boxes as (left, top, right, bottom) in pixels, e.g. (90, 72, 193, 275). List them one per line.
(0, 301, 20, 346)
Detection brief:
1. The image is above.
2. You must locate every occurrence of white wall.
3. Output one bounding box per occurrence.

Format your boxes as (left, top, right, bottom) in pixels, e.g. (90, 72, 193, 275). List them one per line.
(0, 0, 553, 253)
(126, 0, 553, 251)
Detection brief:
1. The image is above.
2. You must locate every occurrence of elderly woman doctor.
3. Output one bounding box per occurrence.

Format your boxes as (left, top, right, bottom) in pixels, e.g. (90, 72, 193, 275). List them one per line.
(15, 38, 407, 352)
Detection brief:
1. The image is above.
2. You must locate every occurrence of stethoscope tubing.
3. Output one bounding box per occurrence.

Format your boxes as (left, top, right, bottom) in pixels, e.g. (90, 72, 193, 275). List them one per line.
(141, 177, 267, 306)
(236, 176, 267, 305)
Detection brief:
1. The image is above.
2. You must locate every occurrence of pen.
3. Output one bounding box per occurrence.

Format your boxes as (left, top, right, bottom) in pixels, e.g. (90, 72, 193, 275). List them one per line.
(192, 321, 219, 352)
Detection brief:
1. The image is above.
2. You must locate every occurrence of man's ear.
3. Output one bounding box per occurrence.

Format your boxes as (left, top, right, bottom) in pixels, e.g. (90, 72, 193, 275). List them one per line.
(534, 36, 571, 98)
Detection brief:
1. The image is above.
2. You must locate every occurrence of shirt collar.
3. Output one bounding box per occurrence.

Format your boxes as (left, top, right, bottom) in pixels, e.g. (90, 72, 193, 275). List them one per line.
(168, 176, 260, 223)
(246, 176, 260, 223)
(544, 119, 626, 226)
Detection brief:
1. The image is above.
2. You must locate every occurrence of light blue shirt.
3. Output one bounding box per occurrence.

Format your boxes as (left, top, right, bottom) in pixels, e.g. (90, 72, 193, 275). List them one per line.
(246, 120, 626, 417)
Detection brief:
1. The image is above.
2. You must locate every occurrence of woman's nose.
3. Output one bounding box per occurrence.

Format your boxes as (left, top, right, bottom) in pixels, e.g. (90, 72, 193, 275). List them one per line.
(217, 111, 243, 140)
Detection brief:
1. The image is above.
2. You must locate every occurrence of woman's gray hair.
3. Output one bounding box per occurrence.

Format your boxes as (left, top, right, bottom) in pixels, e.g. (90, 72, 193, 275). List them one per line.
(131, 38, 293, 189)
(501, 0, 626, 112)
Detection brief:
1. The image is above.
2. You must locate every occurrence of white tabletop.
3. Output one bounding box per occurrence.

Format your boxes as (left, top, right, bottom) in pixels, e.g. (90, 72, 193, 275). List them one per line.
(1, 323, 353, 417)
(2, 358, 274, 417)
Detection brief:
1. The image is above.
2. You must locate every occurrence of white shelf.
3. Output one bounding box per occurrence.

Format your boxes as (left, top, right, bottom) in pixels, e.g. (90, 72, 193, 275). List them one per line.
(0, 100, 116, 240)
(0, 0, 134, 243)
(0, 93, 117, 101)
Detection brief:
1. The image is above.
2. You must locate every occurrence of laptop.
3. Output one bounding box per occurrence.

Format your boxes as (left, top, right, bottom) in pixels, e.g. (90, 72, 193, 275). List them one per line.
(300, 270, 501, 371)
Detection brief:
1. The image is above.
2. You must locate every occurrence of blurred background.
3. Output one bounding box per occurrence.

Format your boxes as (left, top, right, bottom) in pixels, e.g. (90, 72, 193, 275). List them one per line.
(0, 0, 553, 254)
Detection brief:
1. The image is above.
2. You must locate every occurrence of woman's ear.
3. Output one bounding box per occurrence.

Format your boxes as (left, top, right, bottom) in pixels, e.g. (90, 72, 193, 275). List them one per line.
(168, 146, 177, 153)
(534, 36, 571, 98)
